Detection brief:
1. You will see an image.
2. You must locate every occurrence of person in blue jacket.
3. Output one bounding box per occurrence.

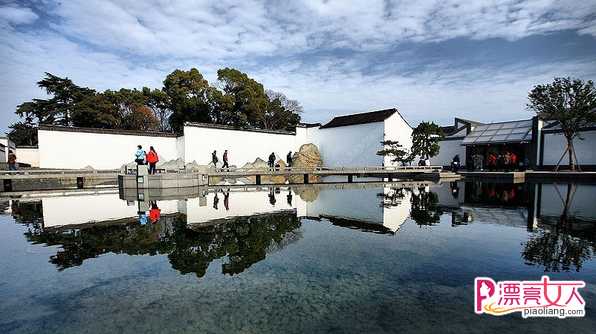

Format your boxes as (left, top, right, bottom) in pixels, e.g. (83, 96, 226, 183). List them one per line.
(135, 145, 146, 165)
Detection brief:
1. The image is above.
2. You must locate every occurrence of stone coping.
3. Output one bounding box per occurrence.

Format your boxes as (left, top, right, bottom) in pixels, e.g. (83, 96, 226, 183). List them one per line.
(38, 125, 178, 138)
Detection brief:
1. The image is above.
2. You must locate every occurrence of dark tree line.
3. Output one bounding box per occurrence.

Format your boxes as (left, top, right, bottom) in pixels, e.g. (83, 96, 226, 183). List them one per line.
(9, 69, 302, 145)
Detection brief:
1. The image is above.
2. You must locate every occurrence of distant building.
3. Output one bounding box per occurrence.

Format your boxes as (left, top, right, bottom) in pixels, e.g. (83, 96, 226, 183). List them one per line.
(433, 117, 596, 170)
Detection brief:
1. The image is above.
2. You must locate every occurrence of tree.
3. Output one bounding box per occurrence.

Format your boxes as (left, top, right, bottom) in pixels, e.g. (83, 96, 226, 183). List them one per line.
(124, 105, 160, 131)
(217, 67, 268, 127)
(264, 90, 302, 131)
(9, 73, 95, 144)
(527, 78, 596, 171)
(35, 72, 95, 125)
(8, 122, 38, 146)
(377, 140, 413, 166)
(411, 122, 444, 161)
(71, 94, 121, 128)
(163, 68, 212, 133)
(142, 87, 172, 131)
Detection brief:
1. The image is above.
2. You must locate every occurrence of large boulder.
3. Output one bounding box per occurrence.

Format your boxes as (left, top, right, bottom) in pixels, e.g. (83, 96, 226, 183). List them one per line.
(157, 158, 185, 171)
(289, 143, 322, 183)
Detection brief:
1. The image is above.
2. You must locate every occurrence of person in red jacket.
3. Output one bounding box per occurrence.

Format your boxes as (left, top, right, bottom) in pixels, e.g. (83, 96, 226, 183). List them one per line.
(149, 202, 161, 223)
(146, 146, 159, 175)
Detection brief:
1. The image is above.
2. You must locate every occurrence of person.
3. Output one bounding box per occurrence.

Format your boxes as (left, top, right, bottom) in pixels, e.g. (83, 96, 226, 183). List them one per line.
(287, 189, 293, 206)
(223, 189, 230, 211)
(7, 150, 17, 171)
(212, 150, 219, 167)
(146, 146, 159, 175)
(286, 151, 293, 168)
(213, 191, 219, 210)
(268, 152, 276, 170)
(268, 188, 276, 206)
(222, 150, 229, 170)
(149, 202, 161, 223)
(510, 152, 518, 170)
(135, 145, 146, 165)
(451, 155, 460, 172)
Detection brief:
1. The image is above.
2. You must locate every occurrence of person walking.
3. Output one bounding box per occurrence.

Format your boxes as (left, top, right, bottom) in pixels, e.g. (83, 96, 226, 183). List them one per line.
(7, 150, 17, 171)
(135, 145, 146, 165)
(286, 151, 293, 168)
(212, 150, 219, 168)
(268, 152, 276, 170)
(222, 150, 230, 170)
(146, 146, 159, 175)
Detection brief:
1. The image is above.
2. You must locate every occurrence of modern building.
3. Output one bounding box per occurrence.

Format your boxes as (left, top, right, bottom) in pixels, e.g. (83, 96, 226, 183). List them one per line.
(433, 117, 596, 170)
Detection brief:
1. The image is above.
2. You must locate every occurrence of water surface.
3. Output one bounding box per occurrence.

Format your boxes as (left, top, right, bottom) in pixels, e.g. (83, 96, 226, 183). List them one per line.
(1, 181, 595, 333)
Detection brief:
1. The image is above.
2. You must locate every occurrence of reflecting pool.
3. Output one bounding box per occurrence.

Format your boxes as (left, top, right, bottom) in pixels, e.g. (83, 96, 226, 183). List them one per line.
(1, 181, 595, 333)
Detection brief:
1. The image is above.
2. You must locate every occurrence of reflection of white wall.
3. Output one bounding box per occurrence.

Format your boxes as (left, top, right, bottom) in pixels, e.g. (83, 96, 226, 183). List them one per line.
(184, 190, 300, 224)
(431, 140, 466, 167)
(304, 187, 383, 223)
(382, 188, 412, 232)
(434, 181, 464, 208)
(15, 147, 39, 167)
(542, 130, 596, 166)
(42, 194, 179, 227)
(38, 129, 178, 169)
(539, 184, 596, 220)
(0, 137, 16, 162)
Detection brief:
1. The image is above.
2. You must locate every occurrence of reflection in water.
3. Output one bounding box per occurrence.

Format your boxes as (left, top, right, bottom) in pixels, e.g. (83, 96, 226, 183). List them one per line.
(24, 211, 301, 278)
(6, 181, 596, 275)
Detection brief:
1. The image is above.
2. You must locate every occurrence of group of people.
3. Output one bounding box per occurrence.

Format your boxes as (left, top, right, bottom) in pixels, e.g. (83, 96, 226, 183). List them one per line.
(472, 150, 524, 171)
(211, 150, 294, 170)
(134, 145, 160, 174)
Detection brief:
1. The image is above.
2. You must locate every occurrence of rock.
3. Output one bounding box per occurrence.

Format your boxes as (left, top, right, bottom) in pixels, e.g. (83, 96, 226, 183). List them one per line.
(294, 187, 320, 202)
(263, 159, 287, 184)
(157, 158, 185, 171)
(289, 143, 322, 183)
(120, 161, 137, 174)
(185, 160, 213, 173)
(243, 157, 269, 170)
(82, 165, 95, 170)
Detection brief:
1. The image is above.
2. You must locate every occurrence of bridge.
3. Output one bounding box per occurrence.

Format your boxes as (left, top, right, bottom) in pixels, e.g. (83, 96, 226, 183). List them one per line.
(1, 165, 458, 192)
(206, 165, 450, 185)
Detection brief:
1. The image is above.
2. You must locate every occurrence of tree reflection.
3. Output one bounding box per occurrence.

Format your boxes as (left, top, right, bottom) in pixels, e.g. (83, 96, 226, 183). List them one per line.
(25, 211, 301, 278)
(522, 183, 595, 272)
(410, 187, 442, 226)
(522, 220, 595, 272)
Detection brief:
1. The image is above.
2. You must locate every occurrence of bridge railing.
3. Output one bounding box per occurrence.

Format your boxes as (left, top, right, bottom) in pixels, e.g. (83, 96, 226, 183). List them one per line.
(208, 165, 442, 174)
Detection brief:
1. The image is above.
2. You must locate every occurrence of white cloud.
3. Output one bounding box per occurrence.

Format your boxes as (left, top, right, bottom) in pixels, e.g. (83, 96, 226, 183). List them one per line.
(0, 4, 39, 26)
(40, 0, 596, 59)
(1, 0, 596, 132)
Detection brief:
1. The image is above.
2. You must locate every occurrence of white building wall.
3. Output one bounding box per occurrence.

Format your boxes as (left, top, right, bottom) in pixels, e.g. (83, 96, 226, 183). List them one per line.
(431, 139, 466, 167)
(539, 184, 596, 221)
(0, 145, 5, 163)
(182, 125, 301, 166)
(0, 138, 16, 162)
(542, 130, 596, 166)
(383, 113, 413, 166)
(315, 122, 384, 167)
(38, 129, 178, 169)
(15, 147, 39, 167)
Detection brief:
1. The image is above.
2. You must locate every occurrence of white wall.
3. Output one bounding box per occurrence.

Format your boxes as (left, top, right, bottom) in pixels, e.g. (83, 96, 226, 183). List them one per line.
(538, 184, 596, 221)
(431, 139, 466, 167)
(38, 129, 178, 169)
(41, 193, 179, 228)
(183, 124, 301, 166)
(383, 112, 413, 166)
(542, 130, 596, 166)
(0, 145, 5, 163)
(0, 138, 16, 162)
(314, 122, 384, 167)
(15, 147, 39, 167)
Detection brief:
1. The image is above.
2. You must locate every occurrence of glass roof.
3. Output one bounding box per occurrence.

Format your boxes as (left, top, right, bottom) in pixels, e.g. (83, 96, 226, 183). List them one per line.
(462, 120, 532, 145)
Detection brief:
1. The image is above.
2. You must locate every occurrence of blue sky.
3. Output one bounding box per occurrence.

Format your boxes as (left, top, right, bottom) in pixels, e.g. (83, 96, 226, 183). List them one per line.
(1, 0, 596, 132)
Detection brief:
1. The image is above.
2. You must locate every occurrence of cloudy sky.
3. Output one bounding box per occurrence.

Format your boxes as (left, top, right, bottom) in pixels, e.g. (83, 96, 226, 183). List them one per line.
(1, 0, 596, 132)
